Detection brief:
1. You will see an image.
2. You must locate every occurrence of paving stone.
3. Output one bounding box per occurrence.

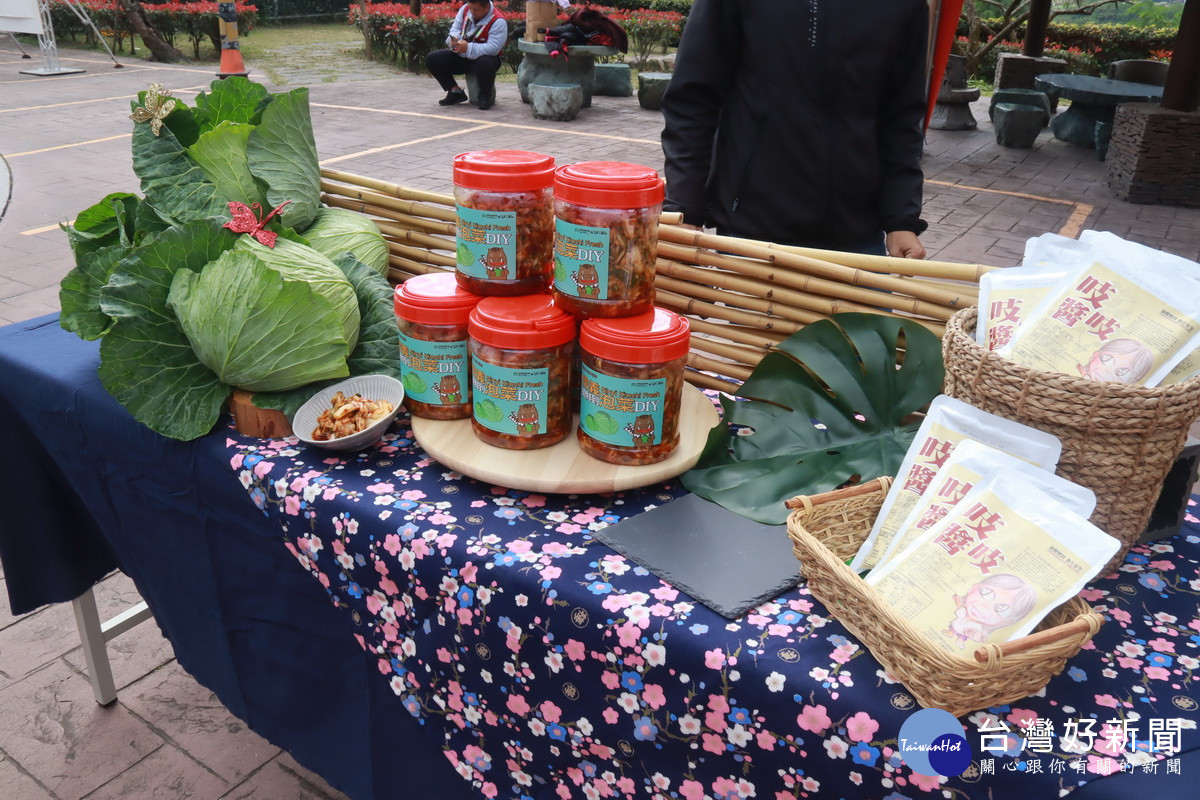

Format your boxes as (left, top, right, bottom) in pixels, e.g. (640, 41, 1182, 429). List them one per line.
(122, 661, 280, 784)
(0, 660, 163, 800)
(218, 759, 348, 800)
(81, 744, 229, 800)
(0, 751, 57, 800)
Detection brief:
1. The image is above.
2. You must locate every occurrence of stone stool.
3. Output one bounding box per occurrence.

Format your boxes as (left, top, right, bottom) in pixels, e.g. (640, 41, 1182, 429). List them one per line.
(989, 88, 1051, 124)
(464, 73, 495, 108)
(529, 83, 584, 121)
(993, 103, 1047, 148)
(593, 63, 633, 97)
(637, 72, 672, 111)
(929, 54, 979, 131)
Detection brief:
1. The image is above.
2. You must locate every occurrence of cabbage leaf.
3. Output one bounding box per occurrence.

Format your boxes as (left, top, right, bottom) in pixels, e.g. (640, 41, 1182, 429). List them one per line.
(189, 121, 268, 209)
(303, 207, 390, 276)
(247, 88, 321, 231)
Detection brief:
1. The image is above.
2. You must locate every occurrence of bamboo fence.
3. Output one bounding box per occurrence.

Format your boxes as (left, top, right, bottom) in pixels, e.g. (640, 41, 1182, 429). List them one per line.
(320, 168, 994, 394)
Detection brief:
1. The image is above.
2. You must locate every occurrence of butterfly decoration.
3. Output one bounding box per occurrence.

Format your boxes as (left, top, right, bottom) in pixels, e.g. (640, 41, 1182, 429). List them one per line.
(129, 83, 177, 137)
(223, 200, 292, 248)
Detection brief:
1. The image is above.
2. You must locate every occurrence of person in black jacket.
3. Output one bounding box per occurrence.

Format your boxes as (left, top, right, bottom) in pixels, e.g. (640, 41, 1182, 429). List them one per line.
(660, 0, 929, 258)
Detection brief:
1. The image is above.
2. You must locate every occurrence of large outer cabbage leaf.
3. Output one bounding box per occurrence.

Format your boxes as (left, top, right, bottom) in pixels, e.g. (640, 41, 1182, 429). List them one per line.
(98, 218, 238, 440)
(302, 207, 390, 277)
(193, 76, 271, 134)
(188, 121, 268, 210)
(681, 314, 944, 523)
(132, 115, 226, 225)
(168, 249, 352, 392)
(254, 253, 402, 416)
(60, 193, 140, 339)
(232, 236, 360, 350)
(247, 88, 321, 231)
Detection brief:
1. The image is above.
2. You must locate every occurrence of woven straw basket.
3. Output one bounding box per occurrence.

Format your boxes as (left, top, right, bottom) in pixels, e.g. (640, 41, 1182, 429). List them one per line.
(785, 477, 1104, 718)
(943, 307, 1200, 574)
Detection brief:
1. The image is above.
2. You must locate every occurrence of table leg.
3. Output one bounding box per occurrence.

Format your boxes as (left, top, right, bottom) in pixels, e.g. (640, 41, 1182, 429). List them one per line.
(71, 587, 153, 706)
(1049, 101, 1114, 149)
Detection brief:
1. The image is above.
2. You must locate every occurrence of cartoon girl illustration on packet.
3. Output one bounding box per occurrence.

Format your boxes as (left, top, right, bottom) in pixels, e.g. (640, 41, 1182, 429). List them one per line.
(1077, 338, 1153, 385)
(944, 573, 1036, 650)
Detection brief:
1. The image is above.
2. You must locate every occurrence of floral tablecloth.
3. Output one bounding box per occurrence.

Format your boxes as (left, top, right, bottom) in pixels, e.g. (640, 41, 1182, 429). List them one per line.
(226, 414, 1200, 799)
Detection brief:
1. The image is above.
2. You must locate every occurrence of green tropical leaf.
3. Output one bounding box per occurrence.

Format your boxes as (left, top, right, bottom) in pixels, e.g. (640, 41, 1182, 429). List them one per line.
(188, 121, 268, 209)
(253, 253, 402, 417)
(97, 218, 239, 440)
(681, 313, 944, 523)
(247, 88, 321, 231)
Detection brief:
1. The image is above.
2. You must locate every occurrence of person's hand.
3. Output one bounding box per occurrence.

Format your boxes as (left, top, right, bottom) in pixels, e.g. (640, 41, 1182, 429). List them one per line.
(886, 230, 926, 259)
(452, 38, 468, 55)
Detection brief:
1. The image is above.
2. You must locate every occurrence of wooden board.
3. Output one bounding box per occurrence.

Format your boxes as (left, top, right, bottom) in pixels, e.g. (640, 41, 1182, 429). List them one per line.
(229, 389, 293, 438)
(411, 385, 720, 494)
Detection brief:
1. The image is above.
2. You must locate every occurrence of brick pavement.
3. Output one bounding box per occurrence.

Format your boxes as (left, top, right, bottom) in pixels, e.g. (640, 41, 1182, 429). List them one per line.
(3, 38, 1200, 800)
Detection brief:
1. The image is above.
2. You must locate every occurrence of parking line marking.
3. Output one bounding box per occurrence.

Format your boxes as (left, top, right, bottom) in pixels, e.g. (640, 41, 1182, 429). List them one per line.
(7, 133, 130, 157)
(320, 124, 498, 165)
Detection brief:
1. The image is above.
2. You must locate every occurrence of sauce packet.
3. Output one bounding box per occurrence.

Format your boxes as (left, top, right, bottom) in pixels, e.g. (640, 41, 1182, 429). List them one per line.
(865, 470, 1119, 654)
(997, 242, 1200, 387)
(848, 395, 1062, 572)
(977, 267, 1071, 351)
(866, 440, 1094, 578)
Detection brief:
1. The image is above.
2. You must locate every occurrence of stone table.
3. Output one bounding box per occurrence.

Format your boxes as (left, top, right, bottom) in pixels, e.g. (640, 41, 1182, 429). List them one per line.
(516, 39, 618, 110)
(1034, 73, 1164, 149)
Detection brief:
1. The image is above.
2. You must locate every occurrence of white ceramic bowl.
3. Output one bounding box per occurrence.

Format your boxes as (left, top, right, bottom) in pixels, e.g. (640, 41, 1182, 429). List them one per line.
(292, 375, 405, 452)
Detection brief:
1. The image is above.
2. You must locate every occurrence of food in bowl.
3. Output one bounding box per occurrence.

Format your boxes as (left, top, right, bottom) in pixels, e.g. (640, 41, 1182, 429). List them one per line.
(311, 392, 395, 440)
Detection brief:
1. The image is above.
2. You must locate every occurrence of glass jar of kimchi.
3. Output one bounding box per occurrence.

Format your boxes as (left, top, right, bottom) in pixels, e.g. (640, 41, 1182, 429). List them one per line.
(552, 161, 664, 319)
(394, 272, 482, 420)
(453, 150, 555, 296)
(468, 294, 576, 450)
(578, 308, 691, 465)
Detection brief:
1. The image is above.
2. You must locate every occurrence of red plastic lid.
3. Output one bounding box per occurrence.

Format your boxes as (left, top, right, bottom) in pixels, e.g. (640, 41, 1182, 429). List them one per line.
(453, 150, 555, 192)
(469, 294, 576, 350)
(580, 307, 690, 363)
(394, 272, 482, 326)
(554, 161, 665, 208)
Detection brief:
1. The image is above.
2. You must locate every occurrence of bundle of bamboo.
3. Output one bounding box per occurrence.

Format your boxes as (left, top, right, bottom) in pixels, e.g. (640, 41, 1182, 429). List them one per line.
(320, 168, 993, 393)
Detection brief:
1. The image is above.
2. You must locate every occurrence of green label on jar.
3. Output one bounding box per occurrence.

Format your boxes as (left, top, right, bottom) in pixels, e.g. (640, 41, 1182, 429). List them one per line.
(471, 358, 549, 437)
(553, 219, 609, 300)
(398, 333, 469, 405)
(457, 205, 517, 281)
(579, 364, 666, 447)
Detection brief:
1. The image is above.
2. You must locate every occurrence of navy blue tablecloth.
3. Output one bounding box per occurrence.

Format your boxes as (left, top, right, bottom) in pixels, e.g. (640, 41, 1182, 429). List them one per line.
(2, 314, 1198, 800)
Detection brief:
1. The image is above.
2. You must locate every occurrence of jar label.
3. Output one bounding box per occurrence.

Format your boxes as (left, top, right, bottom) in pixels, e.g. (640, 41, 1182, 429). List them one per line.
(471, 358, 549, 437)
(399, 333, 469, 405)
(579, 364, 666, 447)
(457, 205, 517, 281)
(553, 219, 610, 300)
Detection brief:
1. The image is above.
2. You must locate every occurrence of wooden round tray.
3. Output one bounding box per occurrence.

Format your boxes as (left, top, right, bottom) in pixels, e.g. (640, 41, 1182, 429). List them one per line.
(410, 385, 720, 494)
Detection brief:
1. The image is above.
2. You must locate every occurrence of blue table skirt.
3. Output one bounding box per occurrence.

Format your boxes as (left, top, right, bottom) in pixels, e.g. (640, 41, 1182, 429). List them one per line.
(2, 314, 1198, 799)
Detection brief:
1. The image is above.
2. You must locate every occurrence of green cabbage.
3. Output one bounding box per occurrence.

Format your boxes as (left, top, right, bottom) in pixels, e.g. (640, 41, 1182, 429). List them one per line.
(302, 207, 390, 276)
(168, 245, 356, 392)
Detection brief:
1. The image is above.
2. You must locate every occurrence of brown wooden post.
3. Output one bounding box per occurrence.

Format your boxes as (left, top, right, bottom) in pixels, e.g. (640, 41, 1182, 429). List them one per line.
(1162, 0, 1200, 112)
(1022, 0, 1052, 58)
(356, 0, 374, 59)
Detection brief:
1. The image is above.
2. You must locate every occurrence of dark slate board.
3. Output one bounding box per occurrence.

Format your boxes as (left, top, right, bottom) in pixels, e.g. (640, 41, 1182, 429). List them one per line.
(595, 494, 801, 619)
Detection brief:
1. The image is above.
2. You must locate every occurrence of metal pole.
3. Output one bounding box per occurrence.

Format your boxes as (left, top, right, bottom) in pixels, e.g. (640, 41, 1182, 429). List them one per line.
(20, 0, 85, 76)
(1162, 0, 1200, 112)
(1022, 0, 1052, 59)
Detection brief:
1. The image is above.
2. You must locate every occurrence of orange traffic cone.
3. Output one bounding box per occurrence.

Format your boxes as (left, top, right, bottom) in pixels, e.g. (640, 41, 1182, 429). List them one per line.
(216, 2, 250, 79)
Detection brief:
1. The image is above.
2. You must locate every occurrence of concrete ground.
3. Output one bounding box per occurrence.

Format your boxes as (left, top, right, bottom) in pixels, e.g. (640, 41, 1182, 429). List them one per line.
(3, 37, 1200, 800)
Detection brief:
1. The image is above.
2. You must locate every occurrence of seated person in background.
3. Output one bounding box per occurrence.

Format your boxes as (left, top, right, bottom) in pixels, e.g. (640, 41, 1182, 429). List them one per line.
(426, 0, 508, 110)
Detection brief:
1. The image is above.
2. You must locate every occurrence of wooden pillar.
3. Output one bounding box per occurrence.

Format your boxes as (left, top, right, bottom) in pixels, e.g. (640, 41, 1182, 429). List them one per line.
(1022, 0, 1052, 58)
(1162, 0, 1200, 112)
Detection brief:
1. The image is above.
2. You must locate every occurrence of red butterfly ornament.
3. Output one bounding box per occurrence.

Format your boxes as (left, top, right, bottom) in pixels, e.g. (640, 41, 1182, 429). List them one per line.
(224, 200, 292, 248)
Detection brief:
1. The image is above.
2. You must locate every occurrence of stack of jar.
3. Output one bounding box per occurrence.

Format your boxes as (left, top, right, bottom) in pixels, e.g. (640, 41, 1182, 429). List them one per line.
(395, 150, 691, 466)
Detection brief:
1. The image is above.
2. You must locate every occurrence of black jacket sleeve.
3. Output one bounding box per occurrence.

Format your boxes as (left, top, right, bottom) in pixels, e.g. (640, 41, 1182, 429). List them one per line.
(876, 0, 929, 235)
(659, 0, 742, 228)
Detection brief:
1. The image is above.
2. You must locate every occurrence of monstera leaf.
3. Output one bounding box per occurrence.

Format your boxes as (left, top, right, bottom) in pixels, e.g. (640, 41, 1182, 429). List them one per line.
(681, 313, 944, 523)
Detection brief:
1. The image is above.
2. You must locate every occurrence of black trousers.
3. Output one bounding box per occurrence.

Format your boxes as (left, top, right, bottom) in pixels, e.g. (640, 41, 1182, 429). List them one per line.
(426, 50, 501, 98)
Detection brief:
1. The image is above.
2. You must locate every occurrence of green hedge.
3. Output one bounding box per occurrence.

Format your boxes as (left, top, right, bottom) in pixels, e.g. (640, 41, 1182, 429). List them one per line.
(957, 17, 1177, 74)
(50, 1, 259, 59)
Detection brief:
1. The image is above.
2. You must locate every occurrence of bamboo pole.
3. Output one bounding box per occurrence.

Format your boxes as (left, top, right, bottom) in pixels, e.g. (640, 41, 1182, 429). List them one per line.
(373, 221, 455, 253)
(386, 241, 456, 269)
(322, 194, 458, 237)
(321, 168, 455, 207)
(657, 242, 965, 320)
(688, 318, 789, 351)
(685, 369, 741, 394)
(654, 288, 808, 333)
(320, 181, 458, 222)
(688, 352, 754, 382)
(656, 225, 977, 308)
(656, 275, 827, 326)
(687, 335, 767, 367)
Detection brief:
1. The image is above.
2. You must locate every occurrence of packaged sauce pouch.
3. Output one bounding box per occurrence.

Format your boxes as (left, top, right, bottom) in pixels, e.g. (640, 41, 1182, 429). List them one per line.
(867, 440, 1095, 577)
(864, 470, 1120, 654)
(848, 395, 1062, 572)
(998, 241, 1200, 387)
(977, 267, 1072, 351)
